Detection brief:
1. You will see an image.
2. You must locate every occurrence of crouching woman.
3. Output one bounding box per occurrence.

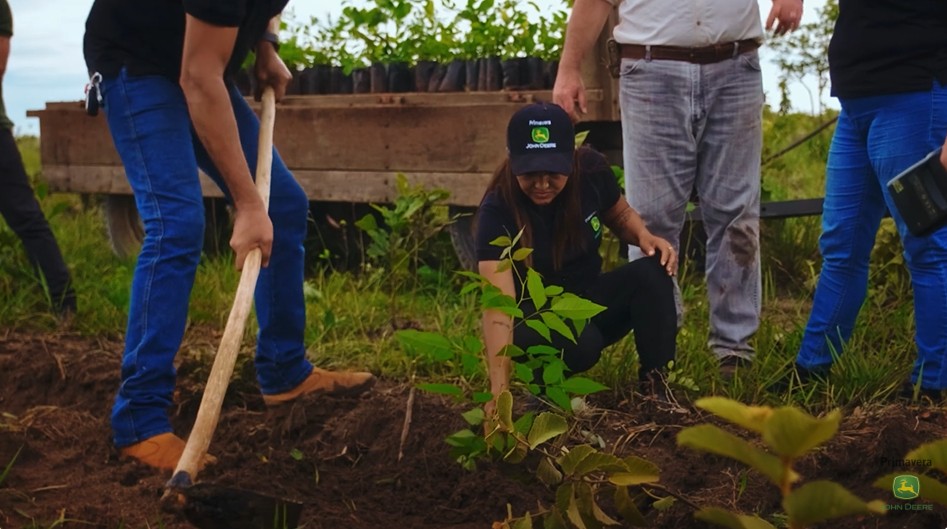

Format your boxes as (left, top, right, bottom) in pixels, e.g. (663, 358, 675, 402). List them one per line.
(477, 103, 678, 405)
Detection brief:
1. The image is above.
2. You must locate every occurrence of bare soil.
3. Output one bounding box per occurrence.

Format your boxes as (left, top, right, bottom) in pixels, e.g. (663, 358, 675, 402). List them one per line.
(0, 330, 945, 529)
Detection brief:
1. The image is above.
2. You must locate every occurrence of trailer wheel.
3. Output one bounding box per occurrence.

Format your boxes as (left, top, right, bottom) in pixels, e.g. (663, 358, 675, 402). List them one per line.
(103, 195, 231, 259)
(104, 195, 144, 259)
(448, 206, 477, 271)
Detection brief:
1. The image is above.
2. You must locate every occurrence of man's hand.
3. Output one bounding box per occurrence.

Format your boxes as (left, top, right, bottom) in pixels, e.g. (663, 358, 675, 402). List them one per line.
(254, 44, 292, 102)
(230, 199, 273, 269)
(553, 68, 587, 120)
(941, 138, 947, 170)
(766, 0, 804, 35)
(638, 234, 678, 276)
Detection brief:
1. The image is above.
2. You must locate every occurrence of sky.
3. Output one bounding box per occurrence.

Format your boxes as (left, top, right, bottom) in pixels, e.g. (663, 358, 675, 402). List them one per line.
(6, 0, 829, 136)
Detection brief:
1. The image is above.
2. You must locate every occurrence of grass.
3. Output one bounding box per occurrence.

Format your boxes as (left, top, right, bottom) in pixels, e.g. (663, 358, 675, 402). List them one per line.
(0, 118, 925, 415)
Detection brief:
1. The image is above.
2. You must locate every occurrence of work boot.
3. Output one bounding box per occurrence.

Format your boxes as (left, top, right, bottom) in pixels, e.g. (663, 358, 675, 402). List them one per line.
(262, 367, 375, 406)
(119, 432, 217, 471)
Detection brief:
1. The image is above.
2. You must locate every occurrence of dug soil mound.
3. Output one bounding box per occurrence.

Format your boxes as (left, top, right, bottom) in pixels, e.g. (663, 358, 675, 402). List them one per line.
(1, 330, 945, 529)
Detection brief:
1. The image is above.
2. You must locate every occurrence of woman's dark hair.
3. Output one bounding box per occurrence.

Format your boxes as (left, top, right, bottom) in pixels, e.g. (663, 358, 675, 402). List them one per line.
(479, 147, 589, 270)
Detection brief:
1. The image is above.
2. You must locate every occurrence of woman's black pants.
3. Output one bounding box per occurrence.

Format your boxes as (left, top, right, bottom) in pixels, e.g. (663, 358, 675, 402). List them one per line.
(0, 128, 75, 312)
(513, 255, 677, 380)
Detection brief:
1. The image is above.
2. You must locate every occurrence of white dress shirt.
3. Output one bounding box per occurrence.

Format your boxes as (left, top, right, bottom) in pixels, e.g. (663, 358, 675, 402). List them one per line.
(606, 0, 764, 47)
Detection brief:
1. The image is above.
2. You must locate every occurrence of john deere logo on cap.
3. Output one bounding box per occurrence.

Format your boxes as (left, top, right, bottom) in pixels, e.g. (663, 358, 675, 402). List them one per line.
(892, 475, 920, 500)
(531, 127, 550, 143)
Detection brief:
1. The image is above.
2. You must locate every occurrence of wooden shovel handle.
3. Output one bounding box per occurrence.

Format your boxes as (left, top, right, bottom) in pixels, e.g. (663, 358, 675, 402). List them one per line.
(172, 87, 277, 482)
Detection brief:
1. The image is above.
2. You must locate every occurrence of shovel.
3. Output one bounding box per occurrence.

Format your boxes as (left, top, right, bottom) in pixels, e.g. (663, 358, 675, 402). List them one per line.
(159, 86, 303, 529)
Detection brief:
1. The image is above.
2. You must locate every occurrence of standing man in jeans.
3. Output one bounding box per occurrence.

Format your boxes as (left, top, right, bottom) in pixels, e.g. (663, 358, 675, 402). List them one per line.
(0, 0, 76, 318)
(554, 0, 801, 375)
(84, 0, 374, 472)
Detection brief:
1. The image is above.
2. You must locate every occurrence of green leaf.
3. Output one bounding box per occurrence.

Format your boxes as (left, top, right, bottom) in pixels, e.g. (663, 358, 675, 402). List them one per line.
(694, 507, 778, 529)
(525, 319, 551, 342)
(354, 213, 378, 232)
(572, 451, 626, 477)
(543, 362, 565, 386)
(526, 269, 548, 309)
(526, 345, 560, 357)
(0, 446, 21, 487)
(490, 235, 513, 247)
(651, 497, 675, 511)
(513, 412, 535, 435)
(537, 456, 564, 486)
(514, 363, 535, 384)
(560, 377, 609, 395)
(513, 247, 534, 262)
(761, 407, 841, 458)
(904, 439, 947, 475)
(566, 485, 588, 529)
(574, 129, 590, 147)
(558, 445, 597, 476)
(543, 510, 568, 529)
(511, 513, 533, 529)
(609, 455, 660, 485)
(445, 429, 478, 448)
(576, 482, 619, 527)
(782, 481, 885, 527)
(546, 386, 572, 412)
(677, 425, 797, 488)
(540, 312, 575, 343)
(497, 390, 515, 431)
(461, 407, 485, 426)
(694, 397, 772, 434)
(527, 412, 568, 449)
(613, 487, 648, 526)
(416, 383, 463, 396)
(472, 391, 494, 404)
(544, 285, 564, 297)
(396, 330, 453, 361)
(496, 259, 513, 273)
(289, 448, 304, 461)
(550, 295, 607, 320)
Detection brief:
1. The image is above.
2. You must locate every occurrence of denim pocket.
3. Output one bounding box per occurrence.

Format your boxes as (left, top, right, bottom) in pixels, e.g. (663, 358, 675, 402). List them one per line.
(620, 58, 646, 77)
(739, 51, 761, 72)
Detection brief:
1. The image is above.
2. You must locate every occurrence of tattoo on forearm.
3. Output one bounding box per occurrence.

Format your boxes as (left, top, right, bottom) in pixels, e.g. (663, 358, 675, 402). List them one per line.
(614, 208, 637, 243)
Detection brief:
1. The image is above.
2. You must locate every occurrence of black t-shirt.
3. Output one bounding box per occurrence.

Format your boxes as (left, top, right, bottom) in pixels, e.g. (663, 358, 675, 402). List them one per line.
(83, 0, 288, 80)
(476, 147, 622, 295)
(829, 0, 947, 98)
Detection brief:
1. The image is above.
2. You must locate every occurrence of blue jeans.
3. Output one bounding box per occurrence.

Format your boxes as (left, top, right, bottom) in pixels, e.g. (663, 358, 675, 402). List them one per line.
(619, 51, 763, 360)
(797, 85, 947, 390)
(101, 69, 313, 447)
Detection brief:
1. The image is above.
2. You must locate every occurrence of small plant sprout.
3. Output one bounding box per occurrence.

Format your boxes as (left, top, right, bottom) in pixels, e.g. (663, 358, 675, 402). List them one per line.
(678, 397, 885, 529)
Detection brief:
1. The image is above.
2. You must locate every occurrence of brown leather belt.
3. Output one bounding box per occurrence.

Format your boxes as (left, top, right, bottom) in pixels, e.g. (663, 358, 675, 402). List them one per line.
(619, 39, 760, 65)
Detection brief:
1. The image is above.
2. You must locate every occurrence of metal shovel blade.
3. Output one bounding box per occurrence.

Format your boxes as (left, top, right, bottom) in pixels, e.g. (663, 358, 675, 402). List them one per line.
(176, 483, 303, 529)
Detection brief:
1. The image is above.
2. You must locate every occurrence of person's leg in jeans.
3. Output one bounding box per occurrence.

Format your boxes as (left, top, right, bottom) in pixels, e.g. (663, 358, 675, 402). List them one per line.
(619, 57, 698, 328)
(0, 127, 75, 314)
(192, 84, 312, 394)
(693, 51, 763, 361)
(620, 53, 761, 362)
(798, 88, 947, 390)
(102, 70, 208, 450)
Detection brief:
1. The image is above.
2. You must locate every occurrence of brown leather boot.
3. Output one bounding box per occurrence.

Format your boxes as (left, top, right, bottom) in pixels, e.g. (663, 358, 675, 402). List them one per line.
(262, 367, 375, 406)
(119, 432, 217, 471)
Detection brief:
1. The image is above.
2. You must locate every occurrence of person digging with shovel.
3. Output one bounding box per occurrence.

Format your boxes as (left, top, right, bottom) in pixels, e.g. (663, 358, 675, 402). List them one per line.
(83, 0, 375, 472)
